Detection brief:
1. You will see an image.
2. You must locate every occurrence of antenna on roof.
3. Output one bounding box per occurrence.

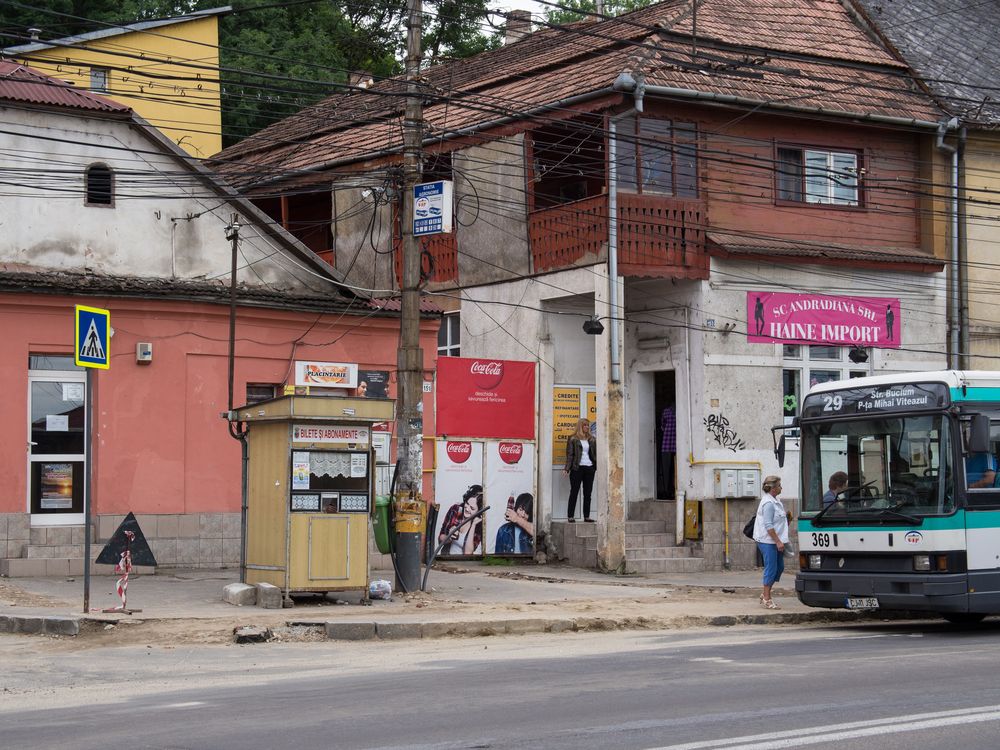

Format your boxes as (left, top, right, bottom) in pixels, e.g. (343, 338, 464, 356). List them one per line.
(27, 27, 41, 41)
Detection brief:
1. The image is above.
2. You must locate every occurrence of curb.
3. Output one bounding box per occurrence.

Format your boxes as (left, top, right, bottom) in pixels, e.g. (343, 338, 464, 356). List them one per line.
(0, 608, 921, 641)
(323, 608, 903, 642)
(0, 614, 80, 636)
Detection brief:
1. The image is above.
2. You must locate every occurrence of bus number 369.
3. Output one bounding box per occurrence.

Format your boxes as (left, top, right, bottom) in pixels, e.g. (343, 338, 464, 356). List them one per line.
(811, 533, 832, 547)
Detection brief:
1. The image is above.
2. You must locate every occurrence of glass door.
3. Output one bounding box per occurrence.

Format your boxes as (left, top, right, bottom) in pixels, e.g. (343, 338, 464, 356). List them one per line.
(28, 360, 86, 525)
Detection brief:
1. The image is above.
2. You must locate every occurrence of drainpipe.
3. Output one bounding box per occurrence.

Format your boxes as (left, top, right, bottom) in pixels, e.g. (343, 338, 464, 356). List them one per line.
(936, 117, 960, 369)
(958, 126, 969, 369)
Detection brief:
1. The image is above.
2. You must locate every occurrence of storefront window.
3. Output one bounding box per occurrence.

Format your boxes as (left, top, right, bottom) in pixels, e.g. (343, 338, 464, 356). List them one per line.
(782, 346, 871, 426)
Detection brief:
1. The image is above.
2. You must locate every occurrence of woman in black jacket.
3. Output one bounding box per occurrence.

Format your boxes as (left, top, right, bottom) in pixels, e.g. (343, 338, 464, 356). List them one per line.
(563, 418, 597, 522)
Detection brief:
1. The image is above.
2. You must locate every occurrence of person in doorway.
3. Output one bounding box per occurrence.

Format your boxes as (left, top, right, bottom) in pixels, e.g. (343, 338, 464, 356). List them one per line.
(753, 475, 789, 609)
(564, 417, 597, 522)
(660, 404, 676, 499)
(822, 471, 848, 506)
(495, 492, 534, 554)
(438, 484, 483, 555)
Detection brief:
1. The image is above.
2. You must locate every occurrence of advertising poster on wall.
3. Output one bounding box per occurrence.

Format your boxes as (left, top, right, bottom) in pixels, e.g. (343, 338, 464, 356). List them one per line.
(433, 440, 485, 558)
(551, 386, 597, 465)
(484, 440, 535, 555)
(294, 361, 358, 388)
(436, 357, 535, 439)
(357, 369, 390, 398)
(552, 387, 581, 465)
(746, 292, 901, 348)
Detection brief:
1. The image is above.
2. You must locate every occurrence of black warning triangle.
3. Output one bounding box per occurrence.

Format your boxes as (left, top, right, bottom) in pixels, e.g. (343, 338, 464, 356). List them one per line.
(96, 512, 158, 567)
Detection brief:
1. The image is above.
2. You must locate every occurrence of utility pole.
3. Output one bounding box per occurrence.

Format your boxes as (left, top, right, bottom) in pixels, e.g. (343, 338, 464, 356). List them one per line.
(394, 0, 425, 592)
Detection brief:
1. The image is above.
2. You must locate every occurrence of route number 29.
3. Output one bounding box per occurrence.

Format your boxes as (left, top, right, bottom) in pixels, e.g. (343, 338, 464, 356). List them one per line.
(811, 532, 832, 547)
(822, 395, 844, 412)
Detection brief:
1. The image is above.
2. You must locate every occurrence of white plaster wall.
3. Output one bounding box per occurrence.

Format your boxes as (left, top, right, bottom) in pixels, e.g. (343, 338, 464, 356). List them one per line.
(458, 265, 602, 523)
(0, 106, 331, 295)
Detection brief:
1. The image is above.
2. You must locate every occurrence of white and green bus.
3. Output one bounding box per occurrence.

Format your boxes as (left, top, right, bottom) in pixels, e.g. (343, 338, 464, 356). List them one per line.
(787, 370, 1000, 624)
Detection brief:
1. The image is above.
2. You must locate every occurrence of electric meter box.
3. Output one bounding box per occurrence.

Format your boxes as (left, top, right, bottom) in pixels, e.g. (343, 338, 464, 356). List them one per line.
(713, 467, 761, 498)
(738, 469, 761, 498)
(233, 394, 395, 601)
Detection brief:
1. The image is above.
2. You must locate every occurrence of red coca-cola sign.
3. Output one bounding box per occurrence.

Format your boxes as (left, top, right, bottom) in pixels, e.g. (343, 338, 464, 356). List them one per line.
(470, 359, 504, 390)
(437, 357, 535, 440)
(446, 441, 473, 464)
(498, 442, 523, 464)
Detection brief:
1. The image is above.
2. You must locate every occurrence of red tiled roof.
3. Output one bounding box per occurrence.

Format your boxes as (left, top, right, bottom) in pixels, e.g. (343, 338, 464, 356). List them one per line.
(214, 0, 942, 188)
(0, 60, 131, 113)
(707, 232, 945, 267)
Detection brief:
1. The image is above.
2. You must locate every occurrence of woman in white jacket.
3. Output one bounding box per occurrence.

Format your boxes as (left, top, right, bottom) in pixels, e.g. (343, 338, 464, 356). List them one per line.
(753, 475, 789, 609)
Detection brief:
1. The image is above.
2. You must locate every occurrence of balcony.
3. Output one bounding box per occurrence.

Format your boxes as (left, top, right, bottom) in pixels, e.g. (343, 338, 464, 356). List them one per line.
(529, 193, 708, 279)
(393, 228, 459, 285)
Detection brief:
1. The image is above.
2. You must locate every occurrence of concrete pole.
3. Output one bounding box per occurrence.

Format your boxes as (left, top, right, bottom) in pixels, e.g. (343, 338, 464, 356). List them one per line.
(394, 0, 425, 592)
(595, 267, 626, 573)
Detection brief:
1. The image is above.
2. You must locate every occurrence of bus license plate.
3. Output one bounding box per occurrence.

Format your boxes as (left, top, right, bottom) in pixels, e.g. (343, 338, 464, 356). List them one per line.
(846, 597, 879, 610)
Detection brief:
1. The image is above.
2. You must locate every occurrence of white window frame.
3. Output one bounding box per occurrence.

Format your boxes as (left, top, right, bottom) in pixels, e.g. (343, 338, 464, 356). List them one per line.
(89, 66, 109, 93)
(438, 313, 460, 357)
(778, 147, 860, 206)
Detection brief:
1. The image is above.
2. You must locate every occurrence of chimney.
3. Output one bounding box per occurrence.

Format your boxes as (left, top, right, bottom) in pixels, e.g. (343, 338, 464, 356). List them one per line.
(504, 10, 532, 45)
(348, 70, 374, 89)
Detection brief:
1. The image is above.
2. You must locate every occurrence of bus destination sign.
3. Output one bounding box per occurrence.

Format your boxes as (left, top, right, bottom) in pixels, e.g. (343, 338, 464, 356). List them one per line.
(801, 382, 950, 419)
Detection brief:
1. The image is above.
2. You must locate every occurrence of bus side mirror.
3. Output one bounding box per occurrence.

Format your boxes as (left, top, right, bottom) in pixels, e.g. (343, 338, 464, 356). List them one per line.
(775, 434, 786, 468)
(970, 414, 991, 453)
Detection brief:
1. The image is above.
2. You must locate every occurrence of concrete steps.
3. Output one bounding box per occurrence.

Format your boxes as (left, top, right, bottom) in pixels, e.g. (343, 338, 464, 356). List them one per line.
(551, 499, 705, 574)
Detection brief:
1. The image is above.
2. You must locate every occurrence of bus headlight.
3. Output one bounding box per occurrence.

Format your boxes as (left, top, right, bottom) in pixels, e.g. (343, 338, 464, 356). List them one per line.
(808, 554, 822, 569)
(913, 555, 931, 571)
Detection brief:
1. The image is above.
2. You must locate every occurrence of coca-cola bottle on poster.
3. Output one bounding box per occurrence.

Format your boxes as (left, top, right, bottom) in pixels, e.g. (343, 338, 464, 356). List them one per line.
(507, 492, 515, 511)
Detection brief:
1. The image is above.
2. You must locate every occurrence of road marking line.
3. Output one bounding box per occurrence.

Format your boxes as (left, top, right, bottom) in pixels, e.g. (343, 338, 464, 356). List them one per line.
(688, 657, 733, 664)
(644, 704, 1000, 750)
(159, 702, 206, 709)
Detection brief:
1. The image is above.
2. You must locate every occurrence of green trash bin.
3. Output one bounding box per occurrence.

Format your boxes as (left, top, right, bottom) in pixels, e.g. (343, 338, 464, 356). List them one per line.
(372, 495, 393, 554)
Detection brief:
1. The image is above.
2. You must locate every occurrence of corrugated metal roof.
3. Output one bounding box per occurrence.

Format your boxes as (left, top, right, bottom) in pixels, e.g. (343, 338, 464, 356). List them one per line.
(0, 60, 131, 113)
(3, 7, 231, 54)
(215, 0, 943, 189)
(707, 232, 945, 267)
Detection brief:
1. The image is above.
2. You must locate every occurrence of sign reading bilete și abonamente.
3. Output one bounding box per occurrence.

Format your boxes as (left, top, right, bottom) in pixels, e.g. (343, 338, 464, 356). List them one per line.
(746, 292, 901, 348)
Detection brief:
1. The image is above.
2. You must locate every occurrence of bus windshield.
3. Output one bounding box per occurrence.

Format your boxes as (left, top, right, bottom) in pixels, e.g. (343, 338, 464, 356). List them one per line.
(800, 414, 952, 518)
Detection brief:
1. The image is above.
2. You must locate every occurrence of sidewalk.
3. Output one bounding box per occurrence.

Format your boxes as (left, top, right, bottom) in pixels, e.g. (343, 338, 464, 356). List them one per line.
(0, 562, 893, 642)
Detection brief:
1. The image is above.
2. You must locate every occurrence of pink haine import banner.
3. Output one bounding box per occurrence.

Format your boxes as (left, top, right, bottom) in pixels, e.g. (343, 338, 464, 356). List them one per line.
(746, 292, 901, 348)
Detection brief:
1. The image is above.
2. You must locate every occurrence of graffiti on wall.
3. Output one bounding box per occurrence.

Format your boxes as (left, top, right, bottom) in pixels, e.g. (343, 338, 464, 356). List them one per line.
(704, 413, 746, 452)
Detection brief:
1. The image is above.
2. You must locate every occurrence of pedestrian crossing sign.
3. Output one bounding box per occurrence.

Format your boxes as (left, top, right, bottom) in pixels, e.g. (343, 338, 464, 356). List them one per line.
(74, 305, 110, 369)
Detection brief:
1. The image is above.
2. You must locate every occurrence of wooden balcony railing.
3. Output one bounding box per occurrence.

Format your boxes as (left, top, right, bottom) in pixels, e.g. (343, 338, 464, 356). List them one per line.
(617, 193, 707, 279)
(529, 193, 707, 279)
(392, 220, 459, 285)
(529, 195, 608, 272)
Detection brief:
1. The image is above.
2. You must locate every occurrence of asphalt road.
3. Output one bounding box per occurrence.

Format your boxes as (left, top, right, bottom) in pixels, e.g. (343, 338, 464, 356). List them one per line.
(3, 619, 1000, 749)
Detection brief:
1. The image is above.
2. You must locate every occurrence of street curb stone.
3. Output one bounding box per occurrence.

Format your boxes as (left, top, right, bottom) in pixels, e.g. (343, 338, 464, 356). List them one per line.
(0, 614, 80, 636)
(326, 621, 377, 640)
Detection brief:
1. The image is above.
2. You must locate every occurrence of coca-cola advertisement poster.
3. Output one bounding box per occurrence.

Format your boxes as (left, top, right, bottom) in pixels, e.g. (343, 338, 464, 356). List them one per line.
(436, 357, 535, 439)
(484, 440, 535, 556)
(433, 440, 485, 558)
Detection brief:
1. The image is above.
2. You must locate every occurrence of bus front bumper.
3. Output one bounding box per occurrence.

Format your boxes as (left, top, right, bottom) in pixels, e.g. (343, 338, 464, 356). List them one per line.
(795, 571, 969, 612)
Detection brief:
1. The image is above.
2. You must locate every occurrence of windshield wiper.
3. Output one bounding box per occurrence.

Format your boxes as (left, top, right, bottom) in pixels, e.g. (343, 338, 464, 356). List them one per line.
(875, 505, 920, 524)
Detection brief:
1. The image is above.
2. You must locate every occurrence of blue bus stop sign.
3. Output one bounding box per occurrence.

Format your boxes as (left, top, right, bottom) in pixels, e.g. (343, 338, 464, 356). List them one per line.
(74, 305, 110, 369)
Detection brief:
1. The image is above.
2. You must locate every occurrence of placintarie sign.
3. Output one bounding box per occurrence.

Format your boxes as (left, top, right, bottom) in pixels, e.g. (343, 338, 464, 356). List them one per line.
(747, 292, 901, 348)
(294, 361, 358, 388)
(292, 425, 370, 444)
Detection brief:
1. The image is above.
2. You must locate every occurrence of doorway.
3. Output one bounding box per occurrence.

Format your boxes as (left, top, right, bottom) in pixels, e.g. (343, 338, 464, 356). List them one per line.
(654, 371, 676, 500)
(28, 355, 86, 525)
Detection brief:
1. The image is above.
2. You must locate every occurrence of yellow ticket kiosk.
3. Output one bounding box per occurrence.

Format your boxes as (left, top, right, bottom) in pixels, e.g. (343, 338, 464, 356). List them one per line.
(234, 395, 395, 600)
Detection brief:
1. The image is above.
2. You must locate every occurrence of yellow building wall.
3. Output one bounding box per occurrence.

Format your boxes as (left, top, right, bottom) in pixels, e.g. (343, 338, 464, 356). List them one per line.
(964, 131, 1000, 367)
(16, 16, 222, 157)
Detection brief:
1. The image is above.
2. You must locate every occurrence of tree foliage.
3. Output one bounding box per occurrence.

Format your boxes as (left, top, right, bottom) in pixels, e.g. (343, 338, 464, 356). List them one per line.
(542, 0, 660, 26)
(0, 0, 500, 146)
